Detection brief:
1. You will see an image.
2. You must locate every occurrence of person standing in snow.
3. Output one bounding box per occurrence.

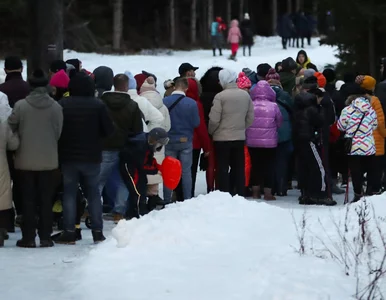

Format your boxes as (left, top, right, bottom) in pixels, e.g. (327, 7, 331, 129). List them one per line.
(208, 69, 254, 196)
(240, 13, 254, 56)
(277, 13, 294, 50)
(0, 92, 19, 247)
(246, 80, 282, 200)
(163, 78, 200, 203)
(279, 57, 297, 95)
(228, 20, 242, 61)
(49, 69, 70, 101)
(93, 66, 114, 98)
(8, 70, 63, 248)
(293, 11, 309, 48)
(99, 74, 143, 223)
(140, 76, 171, 206)
(211, 17, 226, 57)
(296, 50, 312, 69)
(56, 73, 114, 245)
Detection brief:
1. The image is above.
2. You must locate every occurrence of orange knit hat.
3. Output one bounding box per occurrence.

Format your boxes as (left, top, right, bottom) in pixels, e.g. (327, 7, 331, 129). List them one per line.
(314, 72, 327, 88)
(355, 75, 376, 91)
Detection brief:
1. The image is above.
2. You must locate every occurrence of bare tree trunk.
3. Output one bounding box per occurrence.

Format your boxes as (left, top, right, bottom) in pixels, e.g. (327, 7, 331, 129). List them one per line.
(226, 0, 231, 25)
(312, 0, 319, 35)
(368, 18, 376, 76)
(28, 0, 63, 77)
(112, 0, 123, 51)
(208, 0, 214, 40)
(287, 0, 292, 14)
(170, 0, 176, 47)
(191, 0, 197, 45)
(272, 0, 277, 35)
(239, 0, 244, 21)
(295, 0, 303, 12)
(154, 9, 160, 48)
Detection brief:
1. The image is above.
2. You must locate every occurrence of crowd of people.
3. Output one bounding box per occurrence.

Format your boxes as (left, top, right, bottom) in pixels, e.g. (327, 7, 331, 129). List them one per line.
(0, 48, 386, 249)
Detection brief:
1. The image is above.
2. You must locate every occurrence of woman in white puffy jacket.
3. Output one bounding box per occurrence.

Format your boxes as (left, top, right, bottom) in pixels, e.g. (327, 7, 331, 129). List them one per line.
(140, 76, 171, 200)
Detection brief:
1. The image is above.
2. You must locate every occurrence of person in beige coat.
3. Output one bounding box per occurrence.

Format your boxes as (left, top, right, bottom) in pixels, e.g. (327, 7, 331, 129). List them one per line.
(208, 69, 254, 197)
(0, 93, 19, 247)
(140, 76, 171, 205)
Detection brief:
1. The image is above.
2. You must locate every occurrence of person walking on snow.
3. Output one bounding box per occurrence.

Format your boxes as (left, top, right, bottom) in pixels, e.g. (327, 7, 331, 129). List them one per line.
(228, 20, 242, 61)
(211, 17, 227, 57)
(240, 13, 254, 56)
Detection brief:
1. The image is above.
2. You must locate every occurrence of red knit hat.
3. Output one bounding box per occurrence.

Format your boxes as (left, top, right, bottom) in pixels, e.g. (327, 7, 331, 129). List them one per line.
(314, 72, 327, 88)
(265, 68, 280, 81)
(49, 69, 70, 89)
(134, 73, 147, 92)
(237, 72, 252, 89)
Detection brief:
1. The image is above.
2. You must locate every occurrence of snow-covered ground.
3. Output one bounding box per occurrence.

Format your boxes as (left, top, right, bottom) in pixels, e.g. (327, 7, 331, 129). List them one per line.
(3, 37, 384, 300)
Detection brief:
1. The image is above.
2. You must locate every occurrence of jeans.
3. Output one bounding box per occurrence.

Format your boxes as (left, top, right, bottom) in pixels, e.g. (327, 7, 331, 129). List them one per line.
(274, 141, 293, 194)
(111, 164, 129, 215)
(62, 162, 102, 231)
(163, 142, 193, 203)
(98, 151, 120, 201)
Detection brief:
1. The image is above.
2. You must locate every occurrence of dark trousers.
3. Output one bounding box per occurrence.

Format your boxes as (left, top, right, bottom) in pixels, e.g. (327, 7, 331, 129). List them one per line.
(348, 155, 374, 195)
(281, 37, 288, 49)
(249, 147, 276, 189)
(214, 141, 245, 196)
(7, 151, 22, 216)
(19, 170, 58, 241)
(243, 45, 252, 56)
(274, 141, 293, 193)
(365, 155, 383, 194)
(297, 142, 327, 199)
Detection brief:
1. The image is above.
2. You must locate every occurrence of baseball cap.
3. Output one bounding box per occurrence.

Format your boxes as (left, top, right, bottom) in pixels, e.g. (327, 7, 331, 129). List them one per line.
(148, 128, 169, 152)
(178, 63, 199, 76)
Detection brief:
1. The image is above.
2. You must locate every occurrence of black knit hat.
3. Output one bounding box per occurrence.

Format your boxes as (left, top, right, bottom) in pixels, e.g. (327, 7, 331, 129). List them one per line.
(256, 63, 272, 78)
(302, 76, 318, 90)
(50, 60, 67, 73)
(323, 68, 336, 83)
(28, 69, 48, 88)
(281, 57, 297, 72)
(4, 56, 22, 71)
(69, 72, 95, 97)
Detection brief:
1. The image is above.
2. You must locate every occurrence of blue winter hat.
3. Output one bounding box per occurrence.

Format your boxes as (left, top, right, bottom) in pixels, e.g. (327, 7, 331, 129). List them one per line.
(124, 71, 137, 90)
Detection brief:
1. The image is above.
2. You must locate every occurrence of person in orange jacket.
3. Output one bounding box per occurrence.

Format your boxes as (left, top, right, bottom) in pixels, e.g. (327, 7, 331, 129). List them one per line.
(356, 75, 386, 194)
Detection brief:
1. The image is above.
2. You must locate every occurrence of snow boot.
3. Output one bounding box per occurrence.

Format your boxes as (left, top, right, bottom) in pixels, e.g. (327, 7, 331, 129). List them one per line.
(76, 228, 82, 241)
(317, 198, 337, 206)
(40, 239, 54, 248)
(92, 230, 106, 244)
(55, 231, 76, 245)
(16, 238, 36, 248)
(212, 49, 216, 56)
(299, 196, 318, 205)
(351, 193, 362, 203)
(252, 186, 261, 199)
(264, 188, 276, 201)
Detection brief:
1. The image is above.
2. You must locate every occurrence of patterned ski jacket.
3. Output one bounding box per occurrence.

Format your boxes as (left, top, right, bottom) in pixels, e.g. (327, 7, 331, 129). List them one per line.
(337, 96, 377, 156)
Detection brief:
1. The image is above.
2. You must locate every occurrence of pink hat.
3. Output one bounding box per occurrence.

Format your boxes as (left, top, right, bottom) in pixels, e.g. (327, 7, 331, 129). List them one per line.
(237, 72, 252, 89)
(265, 68, 280, 81)
(50, 69, 70, 89)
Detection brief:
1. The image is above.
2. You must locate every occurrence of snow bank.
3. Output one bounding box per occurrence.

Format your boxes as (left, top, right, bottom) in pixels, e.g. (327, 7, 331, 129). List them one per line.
(70, 192, 360, 300)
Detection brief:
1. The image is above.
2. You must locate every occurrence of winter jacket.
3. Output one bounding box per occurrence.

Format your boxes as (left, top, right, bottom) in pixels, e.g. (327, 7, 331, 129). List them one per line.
(318, 92, 337, 147)
(293, 92, 324, 144)
(0, 72, 30, 108)
(58, 95, 114, 163)
(277, 14, 294, 38)
(337, 96, 377, 156)
(211, 22, 220, 36)
(163, 91, 200, 144)
(296, 50, 311, 69)
(228, 20, 242, 44)
(101, 91, 143, 150)
(93, 66, 114, 98)
(200, 67, 223, 126)
(128, 89, 164, 132)
(279, 71, 296, 96)
(186, 78, 210, 152)
(293, 13, 309, 37)
(271, 85, 293, 143)
(240, 19, 254, 46)
(246, 81, 282, 148)
(8, 87, 63, 170)
(209, 82, 254, 141)
(0, 120, 19, 211)
(370, 96, 386, 156)
(374, 81, 386, 119)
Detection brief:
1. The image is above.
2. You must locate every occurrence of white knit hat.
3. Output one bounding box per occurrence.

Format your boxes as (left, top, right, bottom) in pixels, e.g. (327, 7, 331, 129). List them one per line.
(219, 69, 237, 88)
(335, 80, 345, 91)
(244, 13, 250, 20)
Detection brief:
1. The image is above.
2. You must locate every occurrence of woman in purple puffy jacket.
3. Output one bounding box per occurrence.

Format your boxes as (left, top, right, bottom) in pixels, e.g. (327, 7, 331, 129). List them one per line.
(246, 80, 282, 200)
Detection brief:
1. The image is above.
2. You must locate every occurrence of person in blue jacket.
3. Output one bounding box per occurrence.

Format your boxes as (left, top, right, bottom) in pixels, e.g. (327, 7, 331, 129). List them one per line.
(211, 17, 226, 57)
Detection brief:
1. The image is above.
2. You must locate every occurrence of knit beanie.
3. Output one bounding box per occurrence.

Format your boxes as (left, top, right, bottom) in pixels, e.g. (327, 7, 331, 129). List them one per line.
(314, 72, 327, 88)
(28, 69, 48, 88)
(256, 63, 272, 78)
(335, 80, 345, 91)
(140, 76, 157, 94)
(322, 68, 336, 83)
(302, 76, 318, 90)
(281, 57, 297, 72)
(304, 68, 316, 79)
(265, 68, 280, 81)
(134, 73, 147, 92)
(356, 75, 376, 91)
(237, 72, 252, 89)
(125, 71, 137, 90)
(219, 69, 237, 88)
(50, 69, 70, 89)
(50, 60, 67, 74)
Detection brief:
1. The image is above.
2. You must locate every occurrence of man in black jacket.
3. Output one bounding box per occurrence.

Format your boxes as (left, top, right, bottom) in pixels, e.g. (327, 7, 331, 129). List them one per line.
(56, 73, 114, 245)
(99, 74, 143, 223)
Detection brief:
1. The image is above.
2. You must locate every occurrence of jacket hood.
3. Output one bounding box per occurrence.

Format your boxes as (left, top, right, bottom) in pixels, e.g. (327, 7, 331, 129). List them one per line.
(93, 66, 114, 91)
(69, 73, 96, 97)
(294, 92, 317, 110)
(101, 91, 132, 110)
(280, 71, 295, 86)
(349, 96, 372, 113)
(296, 50, 309, 65)
(140, 90, 163, 109)
(250, 80, 276, 102)
(200, 66, 223, 93)
(26, 87, 54, 109)
(186, 78, 200, 101)
(219, 69, 237, 88)
(231, 19, 239, 27)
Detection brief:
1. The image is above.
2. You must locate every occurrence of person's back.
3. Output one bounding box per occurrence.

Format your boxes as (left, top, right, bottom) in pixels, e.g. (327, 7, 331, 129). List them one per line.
(271, 85, 293, 143)
(93, 66, 114, 98)
(0, 56, 30, 108)
(59, 73, 114, 163)
(280, 57, 297, 95)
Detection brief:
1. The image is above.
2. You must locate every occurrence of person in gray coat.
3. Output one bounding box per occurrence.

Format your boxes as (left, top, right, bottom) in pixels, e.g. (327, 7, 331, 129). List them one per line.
(8, 69, 63, 248)
(208, 69, 254, 196)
